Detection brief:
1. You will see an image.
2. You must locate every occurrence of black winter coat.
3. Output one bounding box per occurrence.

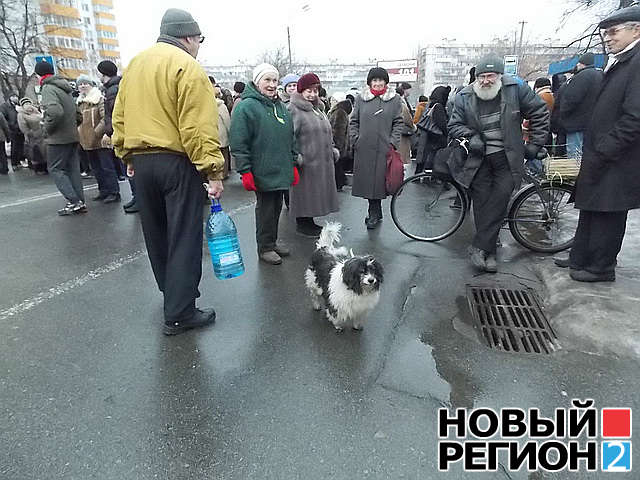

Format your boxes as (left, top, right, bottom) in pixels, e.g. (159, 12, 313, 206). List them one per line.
(448, 75, 549, 188)
(559, 66, 603, 133)
(1, 100, 19, 134)
(574, 42, 640, 212)
(416, 101, 448, 164)
(103, 76, 121, 137)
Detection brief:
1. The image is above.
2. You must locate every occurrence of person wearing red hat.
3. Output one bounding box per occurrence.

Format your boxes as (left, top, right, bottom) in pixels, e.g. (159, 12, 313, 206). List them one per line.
(287, 73, 340, 237)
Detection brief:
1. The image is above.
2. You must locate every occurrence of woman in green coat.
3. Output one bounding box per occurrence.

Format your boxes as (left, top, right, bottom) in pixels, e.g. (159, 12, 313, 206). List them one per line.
(230, 63, 299, 265)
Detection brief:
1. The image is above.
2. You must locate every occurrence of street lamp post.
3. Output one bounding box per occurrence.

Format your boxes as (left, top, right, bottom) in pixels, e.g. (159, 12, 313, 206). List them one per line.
(287, 26, 292, 70)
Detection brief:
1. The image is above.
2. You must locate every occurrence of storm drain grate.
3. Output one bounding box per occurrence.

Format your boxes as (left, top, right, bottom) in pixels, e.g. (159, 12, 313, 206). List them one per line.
(466, 285, 559, 355)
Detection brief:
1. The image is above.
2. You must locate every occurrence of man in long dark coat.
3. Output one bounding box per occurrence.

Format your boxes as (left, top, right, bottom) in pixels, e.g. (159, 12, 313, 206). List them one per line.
(555, 6, 640, 282)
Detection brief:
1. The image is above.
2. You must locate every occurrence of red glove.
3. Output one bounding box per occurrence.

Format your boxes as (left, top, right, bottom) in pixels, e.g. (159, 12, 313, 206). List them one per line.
(292, 167, 300, 186)
(241, 172, 257, 191)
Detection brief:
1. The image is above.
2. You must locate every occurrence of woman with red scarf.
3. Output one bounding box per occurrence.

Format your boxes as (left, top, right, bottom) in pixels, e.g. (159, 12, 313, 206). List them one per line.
(349, 67, 403, 229)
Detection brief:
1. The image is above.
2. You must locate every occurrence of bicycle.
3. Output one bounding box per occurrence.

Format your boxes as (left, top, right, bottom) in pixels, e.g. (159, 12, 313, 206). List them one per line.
(390, 168, 578, 253)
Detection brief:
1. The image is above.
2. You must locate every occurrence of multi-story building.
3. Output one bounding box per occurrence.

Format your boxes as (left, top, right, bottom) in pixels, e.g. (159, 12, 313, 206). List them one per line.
(418, 43, 580, 95)
(39, 0, 120, 79)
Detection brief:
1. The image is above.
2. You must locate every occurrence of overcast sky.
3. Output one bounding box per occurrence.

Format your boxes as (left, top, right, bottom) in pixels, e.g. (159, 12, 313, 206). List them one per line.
(112, 0, 610, 67)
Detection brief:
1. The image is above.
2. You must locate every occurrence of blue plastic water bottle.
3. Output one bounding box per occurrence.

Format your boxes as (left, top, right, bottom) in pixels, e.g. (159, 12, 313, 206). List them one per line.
(206, 199, 245, 280)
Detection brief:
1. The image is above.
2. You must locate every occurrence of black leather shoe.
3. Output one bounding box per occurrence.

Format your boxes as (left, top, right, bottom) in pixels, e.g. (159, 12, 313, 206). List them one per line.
(365, 214, 382, 230)
(569, 269, 615, 283)
(163, 308, 216, 336)
(103, 193, 121, 203)
(554, 257, 571, 268)
(123, 198, 136, 209)
(123, 201, 139, 213)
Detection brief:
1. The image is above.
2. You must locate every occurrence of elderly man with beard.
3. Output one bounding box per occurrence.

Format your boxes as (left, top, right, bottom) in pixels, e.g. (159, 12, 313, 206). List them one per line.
(449, 55, 549, 272)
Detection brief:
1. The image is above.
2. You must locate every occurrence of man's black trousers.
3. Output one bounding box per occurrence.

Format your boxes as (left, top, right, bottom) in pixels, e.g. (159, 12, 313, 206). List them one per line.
(10, 132, 24, 166)
(133, 153, 204, 324)
(469, 151, 515, 254)
(569, 210, 628, 274)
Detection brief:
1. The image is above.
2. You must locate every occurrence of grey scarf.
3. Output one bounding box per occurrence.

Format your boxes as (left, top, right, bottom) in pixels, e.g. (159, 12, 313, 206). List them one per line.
(157, 34, 190, 55)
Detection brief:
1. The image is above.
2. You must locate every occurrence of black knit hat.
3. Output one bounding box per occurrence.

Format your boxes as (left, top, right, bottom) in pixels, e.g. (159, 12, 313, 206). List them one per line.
(34, 60, 54, 76)
(599, 5, 640, 29)
(367, 67, 389, 86)
(578, 52, 595, 66)
(160, 8, 201, 38)
(533, 77, 551, 89)
(97, 60, 117, 77)
(476, 54, 505, 75)
(233, 81, 245, 94)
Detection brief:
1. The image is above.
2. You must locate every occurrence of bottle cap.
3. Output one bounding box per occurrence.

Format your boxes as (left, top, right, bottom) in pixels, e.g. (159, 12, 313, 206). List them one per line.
(211, 199, 222, 213)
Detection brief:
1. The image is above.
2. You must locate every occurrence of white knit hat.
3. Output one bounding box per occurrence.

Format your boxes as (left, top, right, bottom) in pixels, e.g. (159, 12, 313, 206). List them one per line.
(252, 63, 279, 85)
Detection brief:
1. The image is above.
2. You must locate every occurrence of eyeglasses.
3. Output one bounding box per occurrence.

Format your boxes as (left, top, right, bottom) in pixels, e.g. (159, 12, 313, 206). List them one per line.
(600, 24, 635, 38)
(477, 73, 499, 82)
(198, 35, 205, 44)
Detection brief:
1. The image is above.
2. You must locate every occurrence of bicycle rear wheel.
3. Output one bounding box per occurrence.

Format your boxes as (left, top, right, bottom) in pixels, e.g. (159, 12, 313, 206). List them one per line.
(390, 172, 468, 242)
(508, 183, 577, 253)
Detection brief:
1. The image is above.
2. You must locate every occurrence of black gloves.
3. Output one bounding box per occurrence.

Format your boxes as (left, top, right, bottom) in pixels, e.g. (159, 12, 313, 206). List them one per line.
(524, 143, 544, 160)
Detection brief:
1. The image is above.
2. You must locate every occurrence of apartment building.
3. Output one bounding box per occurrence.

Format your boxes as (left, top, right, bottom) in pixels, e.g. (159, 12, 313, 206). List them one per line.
(39, 0, 120, 79)
(418, 43, 578, 94)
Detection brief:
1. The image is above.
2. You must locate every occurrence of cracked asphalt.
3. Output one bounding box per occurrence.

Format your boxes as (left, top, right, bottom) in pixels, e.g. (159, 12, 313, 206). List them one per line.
(1, 171, 637, 479)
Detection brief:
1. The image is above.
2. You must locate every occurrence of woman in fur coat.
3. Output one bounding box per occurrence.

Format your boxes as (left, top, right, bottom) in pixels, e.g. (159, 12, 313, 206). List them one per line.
(349, 67, 403, 229)
(76, 75, 120, 202)
(328, 98, 353, 189)
(17, 98, 47, 173)
(287, 73, 339, 237)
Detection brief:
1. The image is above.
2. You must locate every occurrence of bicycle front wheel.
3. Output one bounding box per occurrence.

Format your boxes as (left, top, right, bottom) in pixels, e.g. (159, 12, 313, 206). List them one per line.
(391, 172, 468, 242)
(508, 183, 578, 253)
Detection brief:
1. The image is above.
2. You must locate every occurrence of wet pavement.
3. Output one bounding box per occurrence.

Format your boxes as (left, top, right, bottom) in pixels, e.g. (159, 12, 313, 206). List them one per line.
(1, 169, 638, 479)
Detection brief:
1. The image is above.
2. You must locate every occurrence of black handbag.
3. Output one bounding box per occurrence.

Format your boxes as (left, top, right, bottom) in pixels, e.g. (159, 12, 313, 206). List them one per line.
(432, 138, 469, 180)
(416, 104, 444, 137)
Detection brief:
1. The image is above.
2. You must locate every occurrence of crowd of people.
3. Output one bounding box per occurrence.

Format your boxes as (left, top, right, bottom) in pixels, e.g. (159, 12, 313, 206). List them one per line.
(1, 60, 139, 214)
(3, 4, 638, 334)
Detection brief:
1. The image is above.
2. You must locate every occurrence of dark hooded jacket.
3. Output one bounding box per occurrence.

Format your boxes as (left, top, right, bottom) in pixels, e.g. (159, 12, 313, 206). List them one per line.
(40, 76, 80, 145)
(448, 74, 549, 188)
(574, 41, 640, 211)
(329, 100, 352, 160)
(103, 75, 121, 137)
(560, 65, 603, 133)
(416, 86, 451, 164)
(0, 100, 19, 134)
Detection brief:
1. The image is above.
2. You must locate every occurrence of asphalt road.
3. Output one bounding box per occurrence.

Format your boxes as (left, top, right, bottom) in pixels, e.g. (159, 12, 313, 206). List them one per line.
(1, 170, 637, 480)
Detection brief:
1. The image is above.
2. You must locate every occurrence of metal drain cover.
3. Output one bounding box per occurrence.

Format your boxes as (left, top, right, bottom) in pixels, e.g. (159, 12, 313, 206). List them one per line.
(466, 285, 559, 354)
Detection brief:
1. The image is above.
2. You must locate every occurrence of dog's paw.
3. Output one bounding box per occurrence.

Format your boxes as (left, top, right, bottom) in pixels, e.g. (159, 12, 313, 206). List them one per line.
(352, 325, 363, 332)
(335, 327, 345, 334)
(312, 304, 322, 312)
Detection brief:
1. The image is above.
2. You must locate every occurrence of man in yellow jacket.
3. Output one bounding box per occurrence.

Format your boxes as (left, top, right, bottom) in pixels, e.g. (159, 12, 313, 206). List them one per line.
(113, 8, 224, 336)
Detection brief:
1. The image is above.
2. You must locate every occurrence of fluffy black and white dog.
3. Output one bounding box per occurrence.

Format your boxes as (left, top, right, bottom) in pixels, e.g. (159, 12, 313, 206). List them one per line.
(305, 223, 384, 332)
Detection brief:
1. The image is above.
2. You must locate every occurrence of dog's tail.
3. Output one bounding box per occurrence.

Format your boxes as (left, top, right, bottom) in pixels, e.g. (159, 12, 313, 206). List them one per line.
(316, 222, 342, 251)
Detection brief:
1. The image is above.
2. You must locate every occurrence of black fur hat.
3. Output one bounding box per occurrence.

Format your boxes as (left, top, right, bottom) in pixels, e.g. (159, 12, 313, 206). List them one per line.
(367, 67, 389, 86)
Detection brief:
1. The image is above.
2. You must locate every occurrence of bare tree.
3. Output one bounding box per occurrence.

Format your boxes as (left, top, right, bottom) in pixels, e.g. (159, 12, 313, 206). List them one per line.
(0, 0, 48, 98)
(256, 46, 291, 78)
(561, 0, 639, 52)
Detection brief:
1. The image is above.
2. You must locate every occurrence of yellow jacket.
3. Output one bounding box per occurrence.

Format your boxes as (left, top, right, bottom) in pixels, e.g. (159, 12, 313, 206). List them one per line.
(112, 42, 224, 180)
